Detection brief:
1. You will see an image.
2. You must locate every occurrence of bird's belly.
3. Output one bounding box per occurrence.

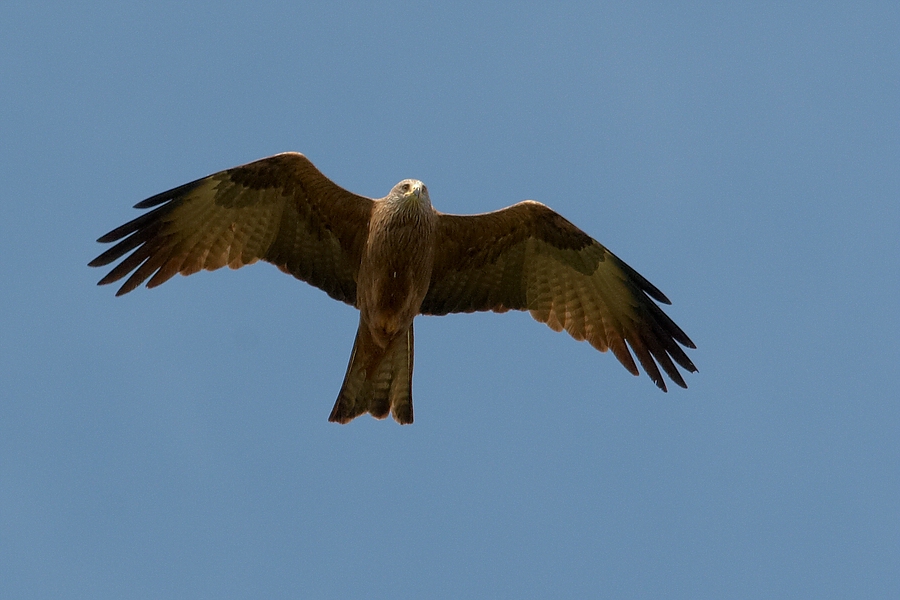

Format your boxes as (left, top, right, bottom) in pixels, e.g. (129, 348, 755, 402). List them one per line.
(357, 214, 435, 348)
(361, 269, 423, 347)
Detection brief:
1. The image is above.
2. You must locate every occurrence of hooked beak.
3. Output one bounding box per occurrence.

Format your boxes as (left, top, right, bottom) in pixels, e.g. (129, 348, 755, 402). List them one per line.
(405, 182, 424, 203)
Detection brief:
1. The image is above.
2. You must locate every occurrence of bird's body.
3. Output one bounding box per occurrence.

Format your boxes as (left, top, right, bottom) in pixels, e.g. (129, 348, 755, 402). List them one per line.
(333, 181, 437, 423)
(358, 181, 436, 349)
(90, 152, 697, 424)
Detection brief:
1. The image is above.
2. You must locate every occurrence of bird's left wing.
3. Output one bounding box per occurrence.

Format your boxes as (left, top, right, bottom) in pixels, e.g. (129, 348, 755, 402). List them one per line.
(419, 201, 696, 391)
(90, 153, 373, 304)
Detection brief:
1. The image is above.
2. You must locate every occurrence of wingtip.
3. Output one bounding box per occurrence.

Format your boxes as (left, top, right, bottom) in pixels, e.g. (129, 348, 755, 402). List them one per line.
(93, 276, 132, 297)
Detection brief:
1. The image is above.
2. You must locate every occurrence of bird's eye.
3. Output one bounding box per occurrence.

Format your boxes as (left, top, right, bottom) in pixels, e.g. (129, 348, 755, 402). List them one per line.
(400, 183, 410, 193)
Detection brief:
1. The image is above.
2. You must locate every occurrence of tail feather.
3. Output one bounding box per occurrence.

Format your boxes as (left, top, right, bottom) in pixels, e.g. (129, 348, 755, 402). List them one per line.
(388, 325, 413, 424)
(329, 321, 414, 424)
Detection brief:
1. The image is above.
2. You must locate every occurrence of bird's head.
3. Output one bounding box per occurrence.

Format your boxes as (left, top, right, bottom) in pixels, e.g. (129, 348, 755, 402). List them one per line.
(388, 179, 431, 211)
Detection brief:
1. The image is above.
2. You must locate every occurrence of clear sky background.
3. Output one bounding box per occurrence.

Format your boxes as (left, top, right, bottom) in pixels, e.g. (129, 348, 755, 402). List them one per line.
(2, 2, 898, 598)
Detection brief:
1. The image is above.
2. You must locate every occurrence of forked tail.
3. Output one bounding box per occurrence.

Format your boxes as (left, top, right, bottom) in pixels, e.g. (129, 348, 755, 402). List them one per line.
(329, 321, 414, 424)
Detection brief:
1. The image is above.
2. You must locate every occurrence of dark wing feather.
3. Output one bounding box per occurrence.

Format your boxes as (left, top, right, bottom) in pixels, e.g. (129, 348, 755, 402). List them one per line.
(90, 152, 373, 303)
(419, 201, 696, 391)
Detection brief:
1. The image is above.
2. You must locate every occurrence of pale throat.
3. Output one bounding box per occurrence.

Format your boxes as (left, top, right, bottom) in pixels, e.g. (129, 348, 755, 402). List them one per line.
(383, 195, 432, 230)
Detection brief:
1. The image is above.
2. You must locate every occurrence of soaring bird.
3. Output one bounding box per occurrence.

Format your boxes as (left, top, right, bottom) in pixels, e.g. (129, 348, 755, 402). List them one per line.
(90, 153, 696, 424)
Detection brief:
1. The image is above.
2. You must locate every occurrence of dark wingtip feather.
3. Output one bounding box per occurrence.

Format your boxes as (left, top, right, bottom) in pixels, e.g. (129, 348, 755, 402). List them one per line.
(95, 204, 169, 245)
(97, 230, 123, 244)
(609, 337, 640, 376)
(114, 279, 140, 296)
(628, 336, 667, 392)
(133, 179, 202, 209)
(644, 284, 671, 305)
(652, 372, 669, 393)
(616, 258, 672, 305)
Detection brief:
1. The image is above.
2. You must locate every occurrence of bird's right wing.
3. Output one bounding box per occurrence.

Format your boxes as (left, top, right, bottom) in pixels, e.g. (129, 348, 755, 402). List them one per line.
(420, 201, 696, 391)
(89, 152, 373, 304)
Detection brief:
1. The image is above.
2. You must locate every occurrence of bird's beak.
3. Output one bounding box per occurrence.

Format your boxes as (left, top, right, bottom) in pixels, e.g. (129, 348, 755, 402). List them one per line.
(396, 181, 426, 207)
(405, 183, 423, 205)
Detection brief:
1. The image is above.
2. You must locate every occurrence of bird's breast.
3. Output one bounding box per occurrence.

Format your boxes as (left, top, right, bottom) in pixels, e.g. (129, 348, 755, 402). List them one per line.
(357, 212, 436, 347)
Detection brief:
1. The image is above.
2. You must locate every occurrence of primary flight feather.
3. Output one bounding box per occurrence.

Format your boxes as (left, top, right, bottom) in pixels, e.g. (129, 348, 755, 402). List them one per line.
(90, 152, 696, 424)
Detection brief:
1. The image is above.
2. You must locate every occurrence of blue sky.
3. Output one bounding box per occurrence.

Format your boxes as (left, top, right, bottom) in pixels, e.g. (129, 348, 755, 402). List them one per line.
(2, 2, 898, 598)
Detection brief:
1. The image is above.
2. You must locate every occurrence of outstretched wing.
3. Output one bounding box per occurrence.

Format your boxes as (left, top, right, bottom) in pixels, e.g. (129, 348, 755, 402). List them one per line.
(419, 201, 696, 391)
(89, 152, 373, 303)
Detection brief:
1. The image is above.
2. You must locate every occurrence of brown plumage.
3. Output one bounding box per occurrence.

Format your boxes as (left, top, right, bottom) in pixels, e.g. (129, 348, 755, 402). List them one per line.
(90, 152, 697, 424)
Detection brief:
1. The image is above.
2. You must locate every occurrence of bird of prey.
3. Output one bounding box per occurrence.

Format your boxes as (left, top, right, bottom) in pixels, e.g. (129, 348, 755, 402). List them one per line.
(90, 152, 696, 424)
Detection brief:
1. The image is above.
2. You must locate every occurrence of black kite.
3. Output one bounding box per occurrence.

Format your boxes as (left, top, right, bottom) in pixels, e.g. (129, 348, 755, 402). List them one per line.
(90, 153, 696, 424)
